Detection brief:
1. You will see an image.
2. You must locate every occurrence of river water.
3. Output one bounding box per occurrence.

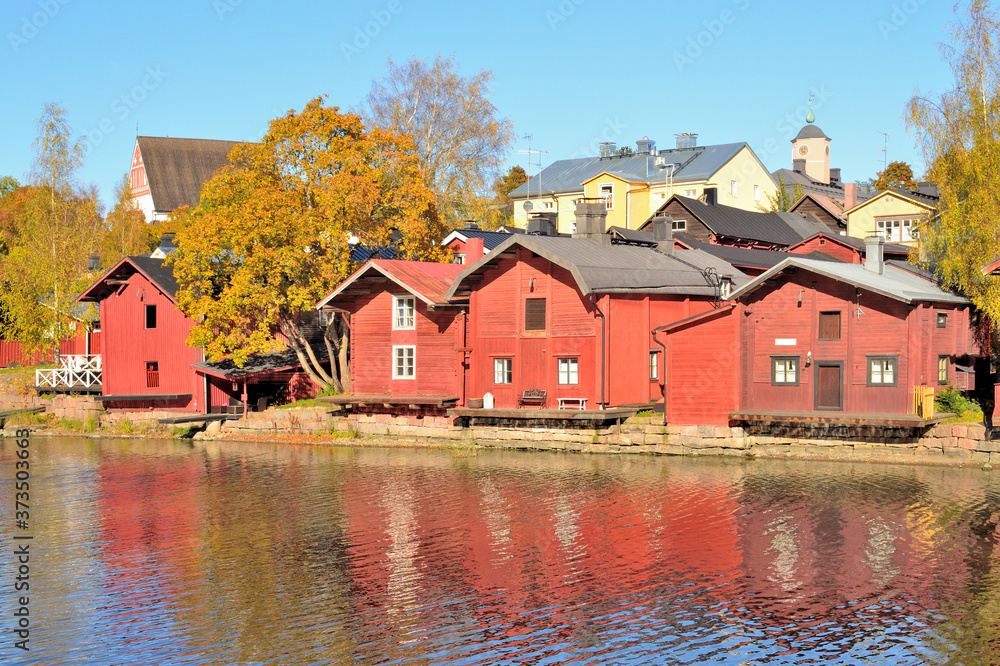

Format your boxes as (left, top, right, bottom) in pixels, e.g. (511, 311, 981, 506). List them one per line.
(2, 437, 1000, 664)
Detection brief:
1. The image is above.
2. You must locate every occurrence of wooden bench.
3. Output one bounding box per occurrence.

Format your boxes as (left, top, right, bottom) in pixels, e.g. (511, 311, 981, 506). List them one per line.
(558, 397, 587, 410)
(517, 389, 547, 407)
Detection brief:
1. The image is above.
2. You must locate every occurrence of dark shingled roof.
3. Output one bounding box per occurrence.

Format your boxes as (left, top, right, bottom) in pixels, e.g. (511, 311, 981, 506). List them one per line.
(794, 124, 830, 141)
(193, 344, 329, 379)
(77, 256, 180, 303)
(138, 136, 242, 213)
(441, 227, 518, 251)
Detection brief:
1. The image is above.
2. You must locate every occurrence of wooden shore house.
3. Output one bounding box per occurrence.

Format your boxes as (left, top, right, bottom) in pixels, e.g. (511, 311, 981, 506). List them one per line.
(728, 236, 976, 423)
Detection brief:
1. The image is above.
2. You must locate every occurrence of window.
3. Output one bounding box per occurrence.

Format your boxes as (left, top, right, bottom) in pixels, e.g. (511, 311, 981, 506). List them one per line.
(649, 351, 659, 381)
(684, 189, 697, 198)
(452, 253, 466, 265)
(93, 319, 101, 333)
(938, 355, 949, 384)
(543, 201, 554, 209)
(720, 278, 733, 299)
(754, 184, 761, 202)
(937, 312, 947, 328)
(771, 356, 799, 385)
(145, 361, 159, 389)
(145, 304, 157, 329)
(393, 295, 415, 329)
(569, 220, 578, 234)
(558, 358, 579, 385)
(876, 218, 919, 243)
(525, 298, 546, 332)
(494, 358, 512, 385)
(868, 356, 898, 386)
(599, 183, 613, 210)
(393, 346, 415, 379)
(671, 219, 687, 232)
(818, 312, 841, 340)
(731, 180, 738, 197)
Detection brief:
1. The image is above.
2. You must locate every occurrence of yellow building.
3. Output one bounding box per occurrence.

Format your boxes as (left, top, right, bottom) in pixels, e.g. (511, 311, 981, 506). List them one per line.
(510, 135, 777, 234)
(845, 190, 938, 247)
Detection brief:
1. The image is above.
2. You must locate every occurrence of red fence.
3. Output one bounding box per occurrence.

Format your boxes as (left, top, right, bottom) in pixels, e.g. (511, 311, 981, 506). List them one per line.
(0, 331, 101, 368)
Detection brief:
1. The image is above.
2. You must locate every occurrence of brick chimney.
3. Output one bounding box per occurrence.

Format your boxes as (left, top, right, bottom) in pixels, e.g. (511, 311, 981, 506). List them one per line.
(844, 183, 858, 211)
(464, 237, 485, 263)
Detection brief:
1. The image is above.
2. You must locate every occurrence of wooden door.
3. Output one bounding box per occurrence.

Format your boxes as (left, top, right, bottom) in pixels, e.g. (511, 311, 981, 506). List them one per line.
(815, 362, 844, 411)
(518, 338, 548, 407)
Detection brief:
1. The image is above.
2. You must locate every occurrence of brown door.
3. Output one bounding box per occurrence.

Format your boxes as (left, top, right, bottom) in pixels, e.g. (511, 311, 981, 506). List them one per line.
(815, 362, 844, 411)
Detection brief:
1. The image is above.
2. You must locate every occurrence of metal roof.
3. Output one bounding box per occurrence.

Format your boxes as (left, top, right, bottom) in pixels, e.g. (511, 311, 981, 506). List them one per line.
(78, 256, 180, 304)
(677, 237, 840, 270)
(794, 124, 830, 140)
(772, 168, 874, 203)
(317, 259, 466, 309)
(787, 232, 911, 256)
(441, 227, 515, 251)
(509, 143, 748, 198)
(728, 257, 969, 305)
(192, 344, 328, 379)
(446, 234, 748, 300)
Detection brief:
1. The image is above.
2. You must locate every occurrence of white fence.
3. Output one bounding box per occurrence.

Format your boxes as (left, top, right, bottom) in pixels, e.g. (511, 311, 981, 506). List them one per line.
(35, 355, 102, 389)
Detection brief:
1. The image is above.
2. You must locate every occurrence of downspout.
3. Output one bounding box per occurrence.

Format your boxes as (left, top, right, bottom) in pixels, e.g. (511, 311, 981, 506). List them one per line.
(589, 293, 606, 409)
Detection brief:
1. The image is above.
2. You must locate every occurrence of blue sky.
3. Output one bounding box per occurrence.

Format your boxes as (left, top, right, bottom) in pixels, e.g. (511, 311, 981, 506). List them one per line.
(1, 0, 956, 212)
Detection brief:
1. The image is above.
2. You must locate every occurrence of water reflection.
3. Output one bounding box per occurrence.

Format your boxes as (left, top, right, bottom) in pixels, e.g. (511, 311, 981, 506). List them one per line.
(3, 438, 1000, 664)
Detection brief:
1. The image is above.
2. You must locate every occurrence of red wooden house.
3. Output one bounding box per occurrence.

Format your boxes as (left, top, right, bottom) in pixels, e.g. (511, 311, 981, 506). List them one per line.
(787, 231, 910, 265)
(315, 259, 468, 410)
(729, 237, 976, 420)
(445, 204, 747, 423)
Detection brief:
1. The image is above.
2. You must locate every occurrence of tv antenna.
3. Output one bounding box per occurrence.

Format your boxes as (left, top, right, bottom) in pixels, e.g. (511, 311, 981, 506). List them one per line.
(876, 131, 889, 172)
(517, 134, 547, 211)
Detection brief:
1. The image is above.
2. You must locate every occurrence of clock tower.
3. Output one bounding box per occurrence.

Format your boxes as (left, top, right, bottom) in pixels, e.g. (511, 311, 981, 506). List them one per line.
(790, 108, 831, 184)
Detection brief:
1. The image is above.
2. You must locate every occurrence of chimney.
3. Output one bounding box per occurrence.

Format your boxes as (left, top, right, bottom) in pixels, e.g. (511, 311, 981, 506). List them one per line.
(917, 182, 939, 197)
(88, 255, 100, 271)
(829, 168, 841, 184)
(462, 220, 480, 230)
(793, 159, 806, 174)
(652, 216, 674, 255)
(675, 133, 698, 149)
(703, 187, 718, 207)
(464, 237, 485, 263)
(573, 200, 610, 243)
(599, 142, 616, 159)
(527, 213, 557, 236)
(636, 136, 655, 155)
(864, 235, 885, 275)
(844, 182, 858, 211)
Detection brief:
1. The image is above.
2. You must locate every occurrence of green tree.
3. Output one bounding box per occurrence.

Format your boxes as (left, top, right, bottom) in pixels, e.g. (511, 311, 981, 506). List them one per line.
(100, 174, 156, 267)
(757, 175, 803, 212)
(873, 161, 917, 191)
(906, 0, 1000, 330)
(0, 104, 102, 351)
(169, 97, 449, 391)
(362, 55, 515, 224)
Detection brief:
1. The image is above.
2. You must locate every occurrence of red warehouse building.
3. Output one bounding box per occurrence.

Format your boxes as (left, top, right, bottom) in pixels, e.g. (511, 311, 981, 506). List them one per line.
(445, 203, 747, 423)
(315, 259, 467, 411)
(729, 236, 977, 421)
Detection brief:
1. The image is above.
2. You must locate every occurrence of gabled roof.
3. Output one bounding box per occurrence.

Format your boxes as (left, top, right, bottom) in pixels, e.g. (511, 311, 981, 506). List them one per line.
(137, 136, 242, 213)
(192, 344, 328, 379)
(316, 259, 466, 310)
(509, 143, 748, 198)
(772, 168, 874, 204)
(728, 257, 969, 306)
(789, 192, 845, 220)
(77, 256, 180, 304)
(446, 235, 748, 300)
(677, 236, 841, 271)
(441, 227, 515, 251)
(982, 254, 1000, 276)
(787, 231, 911, 256)
(843, 188, 938, 216)
(640, 196, 828, 246)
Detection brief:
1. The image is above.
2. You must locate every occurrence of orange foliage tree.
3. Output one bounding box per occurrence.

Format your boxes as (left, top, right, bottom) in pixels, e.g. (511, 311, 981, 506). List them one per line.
(169, 97, 450, 391)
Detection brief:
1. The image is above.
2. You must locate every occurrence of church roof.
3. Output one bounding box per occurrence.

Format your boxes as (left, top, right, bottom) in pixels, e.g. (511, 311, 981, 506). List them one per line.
(137, 136, 243, 214)
(794, 124, 830, 141)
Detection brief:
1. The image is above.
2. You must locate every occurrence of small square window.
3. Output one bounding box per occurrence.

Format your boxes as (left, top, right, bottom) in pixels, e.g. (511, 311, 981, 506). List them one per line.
(453, 254, 466, 265)
(937, 313, 947, 328)
(671, 219, 687, 232)
(938, 355, 948, 384)
(494, 358, 512, 385)
(393, 295, 415, 329)
(599, 184, 613, 210)
(649, 351, 659, 381)
(868, 356, 898, 386)
(772, 357, 799, 385)
(145, 304, 157, 329)
(525, 298, 546, 332)
(393, 346, 415, 379)
(558, 358, 579, 385)
(819, 312, 841, 341)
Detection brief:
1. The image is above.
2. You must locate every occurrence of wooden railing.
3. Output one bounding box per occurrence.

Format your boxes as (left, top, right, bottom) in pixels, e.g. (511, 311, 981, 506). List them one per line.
(913, 386, 935, 419)
(35, 355, 102, 389)
(146, 371, 160, 389)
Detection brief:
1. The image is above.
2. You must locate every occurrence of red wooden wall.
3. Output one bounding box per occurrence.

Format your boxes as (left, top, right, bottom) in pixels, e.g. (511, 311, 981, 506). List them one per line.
(100, 272, 203, 411)
(739, 270, 974, 416)
(788, 237, 860, 264)
(0, 331, 101, 367)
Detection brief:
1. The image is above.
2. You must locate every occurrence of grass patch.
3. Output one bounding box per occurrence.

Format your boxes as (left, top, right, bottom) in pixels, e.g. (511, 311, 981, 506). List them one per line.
(6, 412, 52, 427)
(84, 414, 98, 432)
(0, 363, 54, 375)
(56, 417, 87, 432)
(114, 418, 135, 435)
(942, 409, 986, 425)
(170, 425, 198, 438)
(274, 398, 328, 410)
(634, 410, 653, 418)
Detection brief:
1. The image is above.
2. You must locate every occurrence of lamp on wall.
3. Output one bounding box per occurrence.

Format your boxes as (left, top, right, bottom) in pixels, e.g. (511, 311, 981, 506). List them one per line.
(798, 289, 804, 306)
(807, 351, 812, 365)
(855, 290, 864, 319)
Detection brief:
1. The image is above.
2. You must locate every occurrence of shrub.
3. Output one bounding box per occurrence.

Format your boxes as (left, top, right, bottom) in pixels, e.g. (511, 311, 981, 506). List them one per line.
(935, 384, 982, 415)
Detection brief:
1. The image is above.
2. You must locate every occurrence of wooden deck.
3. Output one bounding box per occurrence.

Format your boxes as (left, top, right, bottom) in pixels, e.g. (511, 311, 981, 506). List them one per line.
(319, 395, 459, 409)
(449, 406, 650, 423)
(729, 410, 953, 428)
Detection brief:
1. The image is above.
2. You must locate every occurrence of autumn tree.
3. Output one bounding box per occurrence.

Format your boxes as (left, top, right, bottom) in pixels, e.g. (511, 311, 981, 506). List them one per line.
(0, 104, 102, 351)
(100, 174, 156, 267)
(169, 97, 449, 391)
(757, 175, 803, 213)
(362, 55, 515, 224)
(907, 0, 1000, 330)
(873, 161, 917, 191)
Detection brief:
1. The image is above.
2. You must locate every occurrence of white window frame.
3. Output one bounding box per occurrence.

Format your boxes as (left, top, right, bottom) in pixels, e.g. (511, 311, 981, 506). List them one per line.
(599, 183, 614, 210)
(557, 357, 579, 385)
(453, 253, 465, 265)
(493, 358, 512, 385)
(754, 184, 761, 202)
(684, 189, 697, 198)
(649, 351, 659, 381)
(671, 219, 687, 232)
(392, 345, 415, 379)
(731, 180, 738, 197)
(392, 295, 415, 330)
(542, 201, 554, 210)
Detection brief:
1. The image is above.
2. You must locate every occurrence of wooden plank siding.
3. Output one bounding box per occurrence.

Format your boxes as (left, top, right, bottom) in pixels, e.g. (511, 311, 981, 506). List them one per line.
(0, 331, 100, 368)
(100, 271, 203, 410)
(788, 236, 860, 264)
(739, 271, 975, 417)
